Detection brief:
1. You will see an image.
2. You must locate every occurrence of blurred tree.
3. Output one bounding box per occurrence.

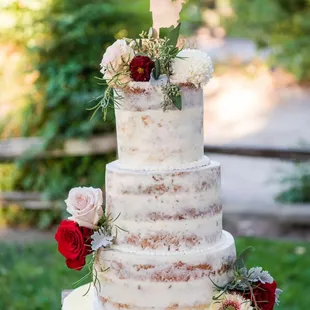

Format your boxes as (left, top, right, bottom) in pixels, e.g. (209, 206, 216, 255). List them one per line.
(0, 0, 154, 204)
(222, 0, 310, 81)
(0, 0, 151, 227)
(0, 0, 203, 227)
(1, 0, 153, 141)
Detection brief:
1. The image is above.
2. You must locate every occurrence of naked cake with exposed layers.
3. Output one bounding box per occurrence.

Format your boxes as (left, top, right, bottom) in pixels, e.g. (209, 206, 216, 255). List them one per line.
(57, 14, 282, 310)
(93, 81, 236, 309)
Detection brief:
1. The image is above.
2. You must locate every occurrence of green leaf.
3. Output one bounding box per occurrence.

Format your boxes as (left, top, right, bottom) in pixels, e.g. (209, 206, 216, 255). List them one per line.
(159, 26, 168, 39)
(171, 92, 182, 110)
(153, 59, 161, 80)
(167, 23, 181, 47)
(233, 246, 255, 270)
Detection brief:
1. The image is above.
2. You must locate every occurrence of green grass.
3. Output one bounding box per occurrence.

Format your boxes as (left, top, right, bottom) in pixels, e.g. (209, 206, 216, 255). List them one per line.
(0, 238, 309, 310)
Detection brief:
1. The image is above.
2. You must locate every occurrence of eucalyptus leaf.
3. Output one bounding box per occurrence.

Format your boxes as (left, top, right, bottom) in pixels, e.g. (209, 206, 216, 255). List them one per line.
(171, 92, 182, 110)
(233, 246, 255, 270)
(167, 23, 181, 47)
(152, 59, 161, 80)
(159, 26, 168, 39)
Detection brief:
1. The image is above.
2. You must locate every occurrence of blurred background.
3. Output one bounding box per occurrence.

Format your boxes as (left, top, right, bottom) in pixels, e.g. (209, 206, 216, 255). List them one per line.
(0, 0, 309, 309)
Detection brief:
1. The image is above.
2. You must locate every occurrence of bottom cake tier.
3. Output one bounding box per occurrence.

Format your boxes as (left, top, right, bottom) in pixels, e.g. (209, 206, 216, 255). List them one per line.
(93, 231, 236, 310)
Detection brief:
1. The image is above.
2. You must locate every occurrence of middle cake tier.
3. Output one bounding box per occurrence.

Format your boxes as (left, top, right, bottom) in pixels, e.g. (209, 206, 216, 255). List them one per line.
(105, 159, 222, 252)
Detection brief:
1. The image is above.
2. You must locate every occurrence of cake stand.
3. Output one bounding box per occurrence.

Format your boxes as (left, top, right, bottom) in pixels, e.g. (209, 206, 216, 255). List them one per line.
(62, 283, 93, 310)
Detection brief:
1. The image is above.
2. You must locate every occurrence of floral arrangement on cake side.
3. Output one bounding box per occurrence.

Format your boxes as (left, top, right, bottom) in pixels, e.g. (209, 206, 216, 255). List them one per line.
(90, 24, 213, 118)
(210, 248, 283, 310)
(54, 187, 123, 286)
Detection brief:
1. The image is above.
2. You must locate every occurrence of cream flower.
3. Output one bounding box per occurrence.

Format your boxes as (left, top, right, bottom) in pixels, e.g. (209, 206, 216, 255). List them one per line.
(210, 293, 253, 310)
(91, 231, 114, 251)
(100, 39, 134, 85)
(65, 187, 103, 229)
(170, 49, 213, 87)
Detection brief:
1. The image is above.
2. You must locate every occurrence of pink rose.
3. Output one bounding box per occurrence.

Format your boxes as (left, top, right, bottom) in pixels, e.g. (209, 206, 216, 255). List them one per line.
(100, 39, 134, 85)
(65, 187, 103, 229)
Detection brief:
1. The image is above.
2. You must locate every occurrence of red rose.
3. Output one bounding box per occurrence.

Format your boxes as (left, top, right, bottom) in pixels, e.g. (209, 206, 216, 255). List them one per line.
(240, 281, 277, 310)
(253, 281, 277, 310)
(55, 220, 93, 271)
(130, 56, 154, 82)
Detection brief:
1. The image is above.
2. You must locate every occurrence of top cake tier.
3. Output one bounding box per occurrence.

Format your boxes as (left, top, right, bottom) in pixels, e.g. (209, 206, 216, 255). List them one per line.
(115, 83, 205, 170)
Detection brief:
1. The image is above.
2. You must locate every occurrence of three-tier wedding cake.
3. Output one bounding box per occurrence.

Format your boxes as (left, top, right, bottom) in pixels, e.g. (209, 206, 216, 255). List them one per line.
(57, 3, 282, 309)
(93, 82, 236, 309)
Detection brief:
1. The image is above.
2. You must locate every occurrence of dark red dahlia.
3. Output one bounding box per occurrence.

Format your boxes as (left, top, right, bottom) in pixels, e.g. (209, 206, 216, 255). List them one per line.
(130, 56, 155, 82)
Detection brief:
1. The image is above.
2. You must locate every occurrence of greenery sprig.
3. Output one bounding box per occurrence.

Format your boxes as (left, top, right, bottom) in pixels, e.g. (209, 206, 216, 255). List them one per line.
(73, 212, 127, 295)
(210, 247, 264, 308)
(155, 23, 183, 110)
(96, 212, 128, 237)
(161, 84, 182, 110)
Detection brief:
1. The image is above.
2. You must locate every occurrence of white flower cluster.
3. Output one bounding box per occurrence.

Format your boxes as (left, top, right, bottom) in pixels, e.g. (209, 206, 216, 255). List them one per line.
(170, 49, 213, 88)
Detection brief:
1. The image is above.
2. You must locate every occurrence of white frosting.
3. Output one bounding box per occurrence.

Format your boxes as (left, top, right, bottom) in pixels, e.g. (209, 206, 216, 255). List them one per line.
(62, 284, 93, 310)
(106, 160, 221, 220)
(105, 160, 222, 251)
(127, 75, 168, 90)
(94, 231, 235, 309)
(88, 78, 237, 310)
(115, 86, 204, 170)
(116, 156, 211, 172)
(113, 215, 222, 252)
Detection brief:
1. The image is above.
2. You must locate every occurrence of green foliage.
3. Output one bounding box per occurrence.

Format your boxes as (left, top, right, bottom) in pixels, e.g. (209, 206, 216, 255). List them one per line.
(0, 0, 203, 228)
(276, 162, 310, 203)
(0, 238, 309, 309)
(153, 59, 161, 79)
(161, 23, 182, 48)
(0, 164, 19, 191)
(0, 242, 89, 310)
(15, 154, 115, 200)
(0, 0, 151, 202)
(1, 0, 152, 140)
(223, 0, 310, 81)
(0, 205, 64, 230)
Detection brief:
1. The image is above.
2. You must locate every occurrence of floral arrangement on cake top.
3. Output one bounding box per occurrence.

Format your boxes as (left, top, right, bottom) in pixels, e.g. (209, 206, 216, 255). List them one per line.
(54, 187, 123, 280)
(90, 24, 213, 118)
(210, 248, 283, 310)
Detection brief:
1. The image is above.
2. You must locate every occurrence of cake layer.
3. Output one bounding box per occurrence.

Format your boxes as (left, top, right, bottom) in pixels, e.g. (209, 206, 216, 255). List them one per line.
(106, 160, 222, 252)
(115, 85, 204, 170)
(94, 231, 236, 309)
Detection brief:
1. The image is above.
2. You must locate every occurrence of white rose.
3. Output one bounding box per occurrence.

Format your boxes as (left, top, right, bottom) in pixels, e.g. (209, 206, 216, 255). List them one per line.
(100, 39, 134, 85)
(65, 187, 104, 229)
(170, 49, 213, 87)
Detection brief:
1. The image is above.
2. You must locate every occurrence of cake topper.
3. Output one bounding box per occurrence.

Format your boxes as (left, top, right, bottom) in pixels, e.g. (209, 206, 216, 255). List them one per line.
(150, 0, 186, 35)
